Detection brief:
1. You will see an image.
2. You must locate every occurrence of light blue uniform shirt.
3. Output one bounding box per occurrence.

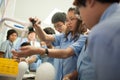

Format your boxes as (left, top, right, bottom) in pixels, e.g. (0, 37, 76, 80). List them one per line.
(77, 45, 96, 80)
(88, 3, 120, 80)
(70, 35, 96, 80)
(0, 40, 14, 58)
(53, 33, 86, 80)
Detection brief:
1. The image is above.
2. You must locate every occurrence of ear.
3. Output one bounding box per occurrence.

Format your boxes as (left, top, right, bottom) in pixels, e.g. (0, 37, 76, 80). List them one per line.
(87, 0, 95, 7)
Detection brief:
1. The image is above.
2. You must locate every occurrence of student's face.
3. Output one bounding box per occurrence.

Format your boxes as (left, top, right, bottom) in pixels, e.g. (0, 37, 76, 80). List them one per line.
(28, 32, 36, 41)
(54, 21, 66, 33)
(9, 33, 17, 42)
(66, 10, 78, 32)
(78, 0, 101, 29)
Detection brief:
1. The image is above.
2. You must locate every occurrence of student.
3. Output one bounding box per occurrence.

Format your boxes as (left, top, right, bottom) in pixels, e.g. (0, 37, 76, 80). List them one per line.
(73, 0, 120, 80)
(12, 7, 87, 80)
(63, 8, 93, 80)
(0, 29, 18, 58)
(63, 39, 95, 80)
(51, 12, 67, 33)
(21, 30, 40, 48)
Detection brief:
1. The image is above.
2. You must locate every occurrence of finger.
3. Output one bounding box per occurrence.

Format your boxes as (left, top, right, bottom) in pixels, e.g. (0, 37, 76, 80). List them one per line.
(11, 50, 18, 56)
(12, 50, 26, 57)
(36, 18, 41, 24)
(29, 17, 35, 22)
(33, 17, 38, 22)
(33, 17, 41, 24)
(14, 58, 20, 63)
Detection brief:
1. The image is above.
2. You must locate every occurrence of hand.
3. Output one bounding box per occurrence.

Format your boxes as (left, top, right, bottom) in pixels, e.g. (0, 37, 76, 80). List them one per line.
(29, 17, 41, 27)
(11, 45, 40, 58)
(63, 70, 78, 80)
(19, 57, 26, 62)
(63, 73, 72, 80)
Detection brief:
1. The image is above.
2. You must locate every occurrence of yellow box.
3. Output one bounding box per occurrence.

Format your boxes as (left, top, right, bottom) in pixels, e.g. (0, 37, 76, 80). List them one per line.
(0, 58, 18, 77)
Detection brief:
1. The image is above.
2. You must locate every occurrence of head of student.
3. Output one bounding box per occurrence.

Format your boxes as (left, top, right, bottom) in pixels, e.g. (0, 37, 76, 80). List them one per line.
(43, 27, 55, 35)
(51, 12, 67, 33)
(20, 42, 31, 47)
(73, 0, 120, 29)
(7, 29, 18, 42)
(65, 7, 87, 41)
(27, 27, 36, 41)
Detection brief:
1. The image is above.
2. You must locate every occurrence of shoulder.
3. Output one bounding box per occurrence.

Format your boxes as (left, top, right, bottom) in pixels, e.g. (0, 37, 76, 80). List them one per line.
(77, 35, 87, 42)
(54, 33, 65, 40)
(1, 40, 9, 45)
(88, 15, 120, 57)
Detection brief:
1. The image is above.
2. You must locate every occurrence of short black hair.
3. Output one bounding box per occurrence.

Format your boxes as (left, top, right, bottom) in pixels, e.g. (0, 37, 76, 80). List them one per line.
(28, 31, 35, 35)
(7, 29, 18, 40)
(73, 0, 120, 7)
(28, 26, 35, 34)
(28, 27, 34, 32)
(51, 12, 66, 24)
(43, 27, 55, 34)
(21, 42, 31, 47)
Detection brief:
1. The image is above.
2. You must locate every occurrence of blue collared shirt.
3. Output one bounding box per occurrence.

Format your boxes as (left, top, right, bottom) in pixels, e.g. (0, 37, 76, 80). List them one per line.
(0, 40, 14, 58)
(77, 45, 96, 80)
(88, 3, 120, 80)
(53, 33, 86, 80)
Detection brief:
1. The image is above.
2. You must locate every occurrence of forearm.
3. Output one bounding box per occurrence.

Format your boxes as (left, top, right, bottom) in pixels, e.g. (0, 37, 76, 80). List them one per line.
(12, 46, 75, 59)
(34, 24, 47, 41)
(38, 47, 74, 59)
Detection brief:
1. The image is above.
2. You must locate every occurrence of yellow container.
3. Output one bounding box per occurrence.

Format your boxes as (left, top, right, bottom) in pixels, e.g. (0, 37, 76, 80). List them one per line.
(0, 58, 18, 77)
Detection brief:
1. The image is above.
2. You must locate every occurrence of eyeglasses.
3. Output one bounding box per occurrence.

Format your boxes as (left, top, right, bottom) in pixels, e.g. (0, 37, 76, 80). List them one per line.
(54, 23, 64, 29)
(54, 25, 63, 29)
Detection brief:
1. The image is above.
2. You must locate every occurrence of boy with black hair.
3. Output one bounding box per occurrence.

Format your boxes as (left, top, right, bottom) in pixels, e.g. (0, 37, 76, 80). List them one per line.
(51, 12, 67, 33)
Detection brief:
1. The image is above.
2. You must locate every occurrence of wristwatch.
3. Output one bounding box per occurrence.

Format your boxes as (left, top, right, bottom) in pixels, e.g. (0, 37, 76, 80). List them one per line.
(45, 48, 49, 55)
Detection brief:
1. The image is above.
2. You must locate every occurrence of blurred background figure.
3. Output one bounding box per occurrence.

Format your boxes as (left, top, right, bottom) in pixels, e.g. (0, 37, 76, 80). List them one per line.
(0, 29, 18, 58)
(15, 27, 41, 51)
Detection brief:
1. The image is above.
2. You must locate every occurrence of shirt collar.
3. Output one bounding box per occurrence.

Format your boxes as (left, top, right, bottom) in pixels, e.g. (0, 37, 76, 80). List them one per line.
(8, 40, 13, 46)
(66, 33, 79, 42)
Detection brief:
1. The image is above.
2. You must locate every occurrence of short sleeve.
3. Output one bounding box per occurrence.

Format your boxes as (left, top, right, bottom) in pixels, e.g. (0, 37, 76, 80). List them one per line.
(52, 33, 64, 46)
(0, 41, 7, 53)
(69, 35, 87, 56)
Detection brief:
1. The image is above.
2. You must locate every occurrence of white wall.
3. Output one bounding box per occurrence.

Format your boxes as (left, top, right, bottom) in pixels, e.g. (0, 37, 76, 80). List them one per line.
(14, 0, 74, 27)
